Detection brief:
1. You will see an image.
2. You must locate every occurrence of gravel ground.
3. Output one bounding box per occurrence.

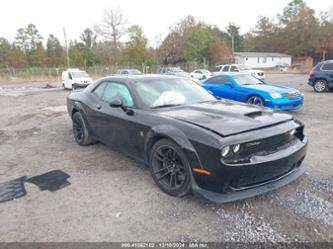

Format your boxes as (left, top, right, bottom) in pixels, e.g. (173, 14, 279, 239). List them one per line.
(0, 74, 332, 242)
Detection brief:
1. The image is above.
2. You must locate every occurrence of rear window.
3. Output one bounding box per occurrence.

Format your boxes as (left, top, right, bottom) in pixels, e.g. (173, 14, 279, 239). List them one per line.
(322, 63, 333, 71)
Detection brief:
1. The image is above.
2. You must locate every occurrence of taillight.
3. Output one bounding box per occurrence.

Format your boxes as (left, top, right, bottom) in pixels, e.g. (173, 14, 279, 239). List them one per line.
(309, 68, 315, 77)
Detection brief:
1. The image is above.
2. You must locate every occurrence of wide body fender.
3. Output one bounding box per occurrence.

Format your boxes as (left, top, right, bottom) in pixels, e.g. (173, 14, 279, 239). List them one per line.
(143, 124, 203, 170)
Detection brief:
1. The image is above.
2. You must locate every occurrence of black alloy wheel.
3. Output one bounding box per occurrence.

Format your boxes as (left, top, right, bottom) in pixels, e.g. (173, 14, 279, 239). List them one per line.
(72, 112, 94, 146)
(150, 139, 191, 197)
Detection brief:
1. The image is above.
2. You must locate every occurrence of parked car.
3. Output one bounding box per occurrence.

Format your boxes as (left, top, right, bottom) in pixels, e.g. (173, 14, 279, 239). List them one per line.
(202, 73, 304, 111)
(62, 69, 93, 90)
(308, 60, 333, 92)
(274, 63, 289, 72)
(215, 64, 265, 80)
(116, 69, 143, 75)
(67, 74, 307, 203)
(190, 69, 212, 80)
(158, 67, 190, 77)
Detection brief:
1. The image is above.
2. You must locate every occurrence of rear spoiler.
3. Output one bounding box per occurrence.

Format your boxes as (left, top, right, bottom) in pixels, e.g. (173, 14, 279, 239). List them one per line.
(72, 83, 89, 91)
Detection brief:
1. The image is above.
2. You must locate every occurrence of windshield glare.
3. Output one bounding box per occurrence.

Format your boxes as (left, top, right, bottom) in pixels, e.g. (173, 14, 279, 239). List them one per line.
(72, 71, 89, 78)
(234, 75, 263, 85)
(135, 78, 215, 108)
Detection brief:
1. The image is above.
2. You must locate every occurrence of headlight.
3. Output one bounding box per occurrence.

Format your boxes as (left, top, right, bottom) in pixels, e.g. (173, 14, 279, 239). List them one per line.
(270, 93, 282, 99)
(289, 129, 296, 136)
(232, 144, 241, 153)
(221, 146, 230, 157)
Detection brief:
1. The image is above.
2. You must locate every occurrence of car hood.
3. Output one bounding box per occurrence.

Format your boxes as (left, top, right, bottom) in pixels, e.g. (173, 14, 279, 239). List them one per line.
(158, 101, 292, 137)
(241, 84, 299, 94)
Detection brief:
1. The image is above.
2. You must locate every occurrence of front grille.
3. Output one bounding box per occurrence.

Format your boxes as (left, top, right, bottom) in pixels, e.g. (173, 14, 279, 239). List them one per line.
(283, 92, 301, 100)
(224, 131, 298, 165)
(257, 72, 264, 76)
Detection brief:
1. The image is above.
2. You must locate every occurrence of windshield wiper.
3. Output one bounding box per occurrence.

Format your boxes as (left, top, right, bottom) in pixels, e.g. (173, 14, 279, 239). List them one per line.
(151, 104, 183, 109)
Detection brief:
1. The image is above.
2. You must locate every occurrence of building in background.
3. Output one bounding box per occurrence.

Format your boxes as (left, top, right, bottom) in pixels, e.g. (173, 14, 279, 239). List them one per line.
(234, 52, 292, 68)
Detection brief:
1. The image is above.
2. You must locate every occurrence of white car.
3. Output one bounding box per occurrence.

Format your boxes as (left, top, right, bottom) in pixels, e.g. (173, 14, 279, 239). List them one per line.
(215, 64, 265, 80)
(190, 69, 212, 80)
(61, 69, 93, 90)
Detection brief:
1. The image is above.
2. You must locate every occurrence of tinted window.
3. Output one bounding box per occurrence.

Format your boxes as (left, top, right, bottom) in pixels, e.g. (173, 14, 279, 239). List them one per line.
(222, 66, 229, 72)
(230, 66, 239, 72)
(102, 83, 134, 107)
(322, 63, 333, 71)
(206, 76, 230, 84)
(93, 82, 106, 98)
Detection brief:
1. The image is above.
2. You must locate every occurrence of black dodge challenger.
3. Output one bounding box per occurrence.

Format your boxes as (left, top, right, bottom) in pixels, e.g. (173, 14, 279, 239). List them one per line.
(67, 75, 307, 203)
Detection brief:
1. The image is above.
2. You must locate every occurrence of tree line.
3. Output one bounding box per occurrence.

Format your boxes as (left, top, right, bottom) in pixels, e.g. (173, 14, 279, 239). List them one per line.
(0, 0, 332, 70)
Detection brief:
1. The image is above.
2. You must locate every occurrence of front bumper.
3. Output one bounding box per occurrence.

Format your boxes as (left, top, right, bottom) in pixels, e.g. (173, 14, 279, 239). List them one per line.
(192, 163, 305, 203)
(191, 137, 307, 203)
(265, 97, 304, 111)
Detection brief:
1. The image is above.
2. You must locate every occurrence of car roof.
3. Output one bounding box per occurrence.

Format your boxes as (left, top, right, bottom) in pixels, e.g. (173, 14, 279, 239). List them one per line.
(99, 74, 183, 83)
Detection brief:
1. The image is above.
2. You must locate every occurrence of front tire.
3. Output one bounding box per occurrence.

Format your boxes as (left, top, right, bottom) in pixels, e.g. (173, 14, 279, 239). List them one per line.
(247, 95, 264, 106)
(313, 80, 328, 92)
(72, 112, 95, 146)
(149, 139, 192, 197)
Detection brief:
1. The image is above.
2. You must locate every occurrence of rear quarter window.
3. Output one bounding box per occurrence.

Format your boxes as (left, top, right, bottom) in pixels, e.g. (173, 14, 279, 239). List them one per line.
(322, 63, 333, 71)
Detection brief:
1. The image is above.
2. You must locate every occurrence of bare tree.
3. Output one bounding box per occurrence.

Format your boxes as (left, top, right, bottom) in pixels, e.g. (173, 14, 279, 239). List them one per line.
(94, 8, 128, 54)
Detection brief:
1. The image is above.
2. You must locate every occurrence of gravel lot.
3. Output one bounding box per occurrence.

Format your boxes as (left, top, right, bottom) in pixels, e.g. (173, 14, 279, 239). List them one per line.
(0, 74, 332, 242)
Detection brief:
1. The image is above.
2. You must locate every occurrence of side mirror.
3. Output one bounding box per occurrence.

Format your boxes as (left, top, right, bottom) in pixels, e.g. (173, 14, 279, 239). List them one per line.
(109, 98, 123, 108)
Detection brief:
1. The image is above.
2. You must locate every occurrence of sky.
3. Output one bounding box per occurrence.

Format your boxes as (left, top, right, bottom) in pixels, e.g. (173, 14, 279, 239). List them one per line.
(0, 0, 332, 47)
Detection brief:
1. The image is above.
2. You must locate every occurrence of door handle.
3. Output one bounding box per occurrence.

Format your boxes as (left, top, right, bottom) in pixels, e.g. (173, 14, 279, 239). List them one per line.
(96, 104, 102, 110)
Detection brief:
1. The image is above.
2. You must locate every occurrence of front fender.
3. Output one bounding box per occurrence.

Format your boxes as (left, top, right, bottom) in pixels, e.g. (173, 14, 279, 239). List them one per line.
(144, 124, 203, 170)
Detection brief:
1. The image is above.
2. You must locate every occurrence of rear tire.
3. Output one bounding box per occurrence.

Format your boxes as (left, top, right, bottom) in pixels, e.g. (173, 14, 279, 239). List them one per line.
(72, 112, 95, 146)
(149, 139, 192, 197)
(313, 80, 328, 92)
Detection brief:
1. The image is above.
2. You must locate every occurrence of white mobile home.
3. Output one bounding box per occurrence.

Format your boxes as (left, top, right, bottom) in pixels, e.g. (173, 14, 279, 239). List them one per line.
(234, 52, 292, 69)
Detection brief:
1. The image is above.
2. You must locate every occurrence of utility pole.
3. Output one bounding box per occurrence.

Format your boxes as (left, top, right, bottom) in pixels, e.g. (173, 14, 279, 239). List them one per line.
(63, 27, 70, 69)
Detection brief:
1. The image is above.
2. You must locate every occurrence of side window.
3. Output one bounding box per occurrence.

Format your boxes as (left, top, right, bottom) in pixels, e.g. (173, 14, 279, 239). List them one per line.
(92, 82, 106, 98)
(322, 63, 333, 71)
(197, 70, 202, 74)
(207, 76, 230, 84)
(68, 73, 73, 80)
(102, 83, 134, 107)
(222, 66, 229, 72)
(230, 66, 239, 72)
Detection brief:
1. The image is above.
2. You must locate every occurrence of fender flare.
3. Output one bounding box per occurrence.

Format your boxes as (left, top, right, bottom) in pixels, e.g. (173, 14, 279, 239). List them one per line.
(71, 101, 94, 135)
(143, 124, 202, 169)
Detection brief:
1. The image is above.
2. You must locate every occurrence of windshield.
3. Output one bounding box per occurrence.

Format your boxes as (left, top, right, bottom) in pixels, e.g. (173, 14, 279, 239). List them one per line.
(234, 75, 263, 85)
(238, 64, 253, 71)
(134, 78, 215, 108)
(72, 71, 89, 78)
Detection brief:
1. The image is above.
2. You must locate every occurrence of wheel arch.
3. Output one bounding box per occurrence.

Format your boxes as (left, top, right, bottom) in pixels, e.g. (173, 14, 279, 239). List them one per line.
(71, 101, 94, 136)
(144, 124, 202, 169)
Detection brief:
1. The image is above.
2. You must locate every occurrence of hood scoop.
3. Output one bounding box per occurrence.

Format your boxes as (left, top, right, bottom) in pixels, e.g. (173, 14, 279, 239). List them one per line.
(245, 111, 263, 118)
